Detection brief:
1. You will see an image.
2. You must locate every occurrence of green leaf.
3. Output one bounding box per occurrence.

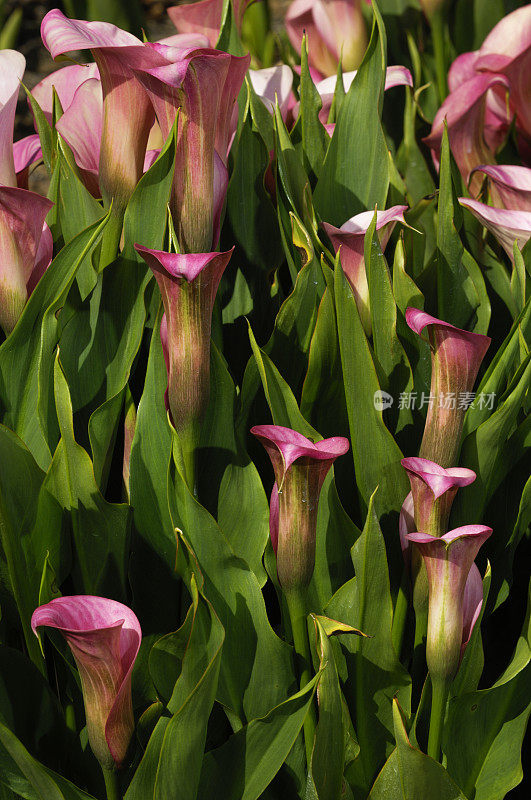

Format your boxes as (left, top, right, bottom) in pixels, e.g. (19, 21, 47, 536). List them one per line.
(126, 573, 224, 800)
(326, 492, 411, 796)
(368, 701, 467, 799)
(298, 34, 328, 182)
(54, 137, 103, 300)
(435, 125, 479, 329)
(0, 721, 97, 800)
(334, 256, 409, 521)
(44, 354, 130, 599)
(314, 3, 389, 225)
(307, 615, 350, 800)
(0, 215, 109, 469)
(444, 580, 531, 800)
(197, 672, 322, 800)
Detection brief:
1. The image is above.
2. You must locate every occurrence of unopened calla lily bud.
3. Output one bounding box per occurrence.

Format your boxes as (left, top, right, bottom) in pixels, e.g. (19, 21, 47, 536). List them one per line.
(31, 596, 141, 771)
(135, 245, 233, 436)
(251, 425, 349, 593)
(405, 308, 491, 468)
(406, 525, 491, 683)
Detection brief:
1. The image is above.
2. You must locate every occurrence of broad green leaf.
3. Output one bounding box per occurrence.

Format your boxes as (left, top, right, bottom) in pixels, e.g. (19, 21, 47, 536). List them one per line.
(435, 125, 479, 329)
(44, 355, 130, 599)
(217, 0, 245, 55)
(0, 215, 109, 469)
(334, 257, 409, 521)
(314, 3, 389, 225)
(298, 34, 328, 182)
(0, 721, 97, 800)
(368, 701, 467, 799)
(364, 212, 414, 435)
(326, 492, 411, 796)
(197, 672, 322, 800)
(444, 580, 531, 800)
(54, 137, 103, 300)
(126, 574, 224, 800)
(308, 615, 352, 800)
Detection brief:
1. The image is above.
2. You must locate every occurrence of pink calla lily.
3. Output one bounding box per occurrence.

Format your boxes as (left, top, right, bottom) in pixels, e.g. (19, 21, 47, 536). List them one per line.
(168, 0, 251, 47)
(459, 197, 531, 260)
(135, 245, 233, 434)
(286, 0, 368, 78)
(41, 10, 155, 211)
(425, 6, 531, 186)
(0, 186, 53, 334)
(249, 65, 294, 117)
(132, 43, 249, 252)
(323, 205, 409, 334)
(31, 596, 141, 771)
(406, 526, 492, 680)
(401, 456, 476, 538)
(470, 165, 531, 211)
(0, 50, 26, 189)
(13, 134, 43, 189)
(406, 308, 490, 468)
(251, 425, 349, 592)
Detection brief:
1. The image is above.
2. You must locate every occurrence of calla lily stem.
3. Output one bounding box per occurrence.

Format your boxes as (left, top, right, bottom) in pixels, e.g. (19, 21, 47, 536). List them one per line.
(428, 677, 449, 762)
(285, 588, 316, 766)
(102, 767, 121, 800)
(430, 10, 447, 104)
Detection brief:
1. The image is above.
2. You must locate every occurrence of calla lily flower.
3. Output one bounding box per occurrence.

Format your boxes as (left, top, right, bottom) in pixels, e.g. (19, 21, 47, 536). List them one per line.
(0, 186, 53, 335)
(168, 0, 251, 47)
(13, 134, 42, 189)
(423, 72, 509, 193)
(41, 9, 156, 212)
(31, 596, 141, 771)
(135, 245, 233, 436)
(425, 6, 531, 187)
(249, 65, 294, 118)
(470, 165, 531, 212)
(0, 50, 26, 188)
(251, 425, 349, 592)
(406, 308, 491, 468)
(406, 525, 492, 682)
(401, 457, 476, 538)
(459, 197, 531, 260)
(323, 205, 409, 334)
(286, 0, 368, 78)
(132, 43, 249, 253)
(312, 65, 413, 129)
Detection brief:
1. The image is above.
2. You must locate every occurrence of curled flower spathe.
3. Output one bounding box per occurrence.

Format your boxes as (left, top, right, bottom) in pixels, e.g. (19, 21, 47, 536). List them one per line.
(251, 425, 349, 592)
(406, 308, 491, 468)
(31, 596, 141, 771)
(406, 526, 491, 682)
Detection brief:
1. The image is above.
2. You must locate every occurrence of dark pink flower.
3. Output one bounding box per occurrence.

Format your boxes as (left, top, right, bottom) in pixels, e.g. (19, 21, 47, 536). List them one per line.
(406, 308, 490, 468)
(406, 525, 491, 681)
(31, 596, 141, 770)
(251, 425, 349, 592)
(132, 43, 249, 252)
(135, 245, 233, 434)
